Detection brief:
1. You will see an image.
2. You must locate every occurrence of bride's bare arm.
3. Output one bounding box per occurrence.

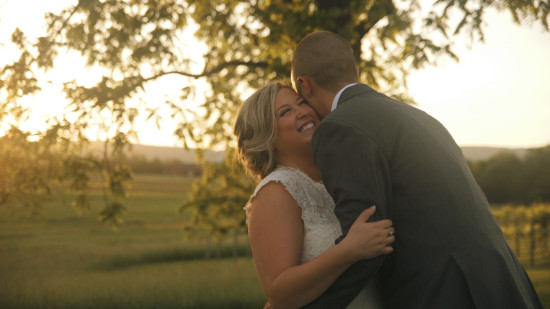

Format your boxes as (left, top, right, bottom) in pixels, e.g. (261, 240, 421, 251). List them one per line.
(248, 182, 394, 309)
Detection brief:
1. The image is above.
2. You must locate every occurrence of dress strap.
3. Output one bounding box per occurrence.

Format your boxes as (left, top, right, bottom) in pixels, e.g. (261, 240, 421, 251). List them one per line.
(244, 166, 309, 220)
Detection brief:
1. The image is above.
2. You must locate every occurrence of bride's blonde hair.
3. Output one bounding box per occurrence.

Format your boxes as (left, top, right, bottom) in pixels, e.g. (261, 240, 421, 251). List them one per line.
(234, 81, 293, 180)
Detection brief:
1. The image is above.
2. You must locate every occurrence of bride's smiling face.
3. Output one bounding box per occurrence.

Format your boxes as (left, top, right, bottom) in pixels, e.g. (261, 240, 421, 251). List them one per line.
(273, 87, 320, 158)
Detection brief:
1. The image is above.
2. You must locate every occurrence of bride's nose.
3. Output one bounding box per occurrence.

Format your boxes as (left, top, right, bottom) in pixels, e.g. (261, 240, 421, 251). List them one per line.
(296, 105, 308, 118)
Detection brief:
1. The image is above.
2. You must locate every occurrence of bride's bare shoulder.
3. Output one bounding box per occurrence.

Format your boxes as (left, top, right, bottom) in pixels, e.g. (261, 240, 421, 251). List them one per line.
(254, 181, 290, 199)
(248, 181, 301, 221)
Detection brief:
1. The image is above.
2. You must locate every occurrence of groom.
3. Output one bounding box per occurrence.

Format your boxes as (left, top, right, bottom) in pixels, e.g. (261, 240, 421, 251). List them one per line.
(292, 31, 543, 309)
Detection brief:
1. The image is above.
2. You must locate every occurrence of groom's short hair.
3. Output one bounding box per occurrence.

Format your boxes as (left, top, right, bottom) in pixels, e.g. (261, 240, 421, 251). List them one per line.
(292, 31, 358, 92)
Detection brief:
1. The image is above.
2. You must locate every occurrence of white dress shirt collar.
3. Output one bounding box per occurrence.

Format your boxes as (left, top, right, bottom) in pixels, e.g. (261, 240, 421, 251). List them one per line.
(331, 83, 357, 112)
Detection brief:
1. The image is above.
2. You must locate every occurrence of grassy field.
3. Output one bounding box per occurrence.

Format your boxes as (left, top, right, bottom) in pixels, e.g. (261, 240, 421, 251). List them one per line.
(0, 174, 265, 308)
(0, 174, 548, 308)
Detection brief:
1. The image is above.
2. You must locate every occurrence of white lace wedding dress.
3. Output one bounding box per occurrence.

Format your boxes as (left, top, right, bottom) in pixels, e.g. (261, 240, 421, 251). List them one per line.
(245, 166, 381, 309)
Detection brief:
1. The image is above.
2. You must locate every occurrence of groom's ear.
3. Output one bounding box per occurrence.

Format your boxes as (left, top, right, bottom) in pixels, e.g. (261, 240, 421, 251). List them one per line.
(296, 76, 313, 98)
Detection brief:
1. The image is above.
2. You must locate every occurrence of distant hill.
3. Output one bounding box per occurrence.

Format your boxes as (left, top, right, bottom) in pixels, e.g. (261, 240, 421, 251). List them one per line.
(127, 144, 225, 163)
(86, 142, 532, 163)
(87, 142, 224, 163)
(460, 146, 530, 162)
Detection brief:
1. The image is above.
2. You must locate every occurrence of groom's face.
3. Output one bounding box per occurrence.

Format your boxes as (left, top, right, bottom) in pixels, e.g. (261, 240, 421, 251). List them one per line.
(291, 68, 304, 96)
(292, 74, 328, 120)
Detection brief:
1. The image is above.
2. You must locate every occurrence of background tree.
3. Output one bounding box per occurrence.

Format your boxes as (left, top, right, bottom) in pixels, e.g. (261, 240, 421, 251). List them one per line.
(0, 127, 64, 213)
(468, 145, 550, 205)
(523, 145, 550, 203)
(469, 152, 525, 204)
(179, 149, 254, 257)
(1, 0, 548, 230)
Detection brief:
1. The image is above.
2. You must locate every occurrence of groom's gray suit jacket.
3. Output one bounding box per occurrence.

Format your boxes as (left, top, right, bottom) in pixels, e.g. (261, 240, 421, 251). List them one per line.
(304, 84, 542, 308)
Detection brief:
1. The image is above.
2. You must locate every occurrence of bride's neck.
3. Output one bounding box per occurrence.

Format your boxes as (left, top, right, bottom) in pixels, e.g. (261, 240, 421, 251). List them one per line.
(277, 154, 321, 182)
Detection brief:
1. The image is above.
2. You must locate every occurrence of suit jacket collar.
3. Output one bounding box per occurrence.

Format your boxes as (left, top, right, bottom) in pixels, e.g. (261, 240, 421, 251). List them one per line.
(336, 83, 376, 108)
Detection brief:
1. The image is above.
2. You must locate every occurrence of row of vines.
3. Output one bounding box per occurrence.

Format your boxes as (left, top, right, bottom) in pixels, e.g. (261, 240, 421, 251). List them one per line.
(492, 203, 550, 266)
(191, 203, 550, 264)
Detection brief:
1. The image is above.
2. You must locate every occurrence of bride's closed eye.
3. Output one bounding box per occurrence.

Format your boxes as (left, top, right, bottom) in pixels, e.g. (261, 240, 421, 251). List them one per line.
(278, 107, 291, 117)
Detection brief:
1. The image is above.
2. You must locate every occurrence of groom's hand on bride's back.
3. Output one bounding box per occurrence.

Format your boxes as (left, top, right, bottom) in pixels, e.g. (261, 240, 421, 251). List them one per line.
(340, 206, 395, 261)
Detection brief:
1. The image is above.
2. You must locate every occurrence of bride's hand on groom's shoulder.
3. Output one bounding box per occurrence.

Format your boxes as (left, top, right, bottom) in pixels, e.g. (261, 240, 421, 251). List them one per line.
(341, 206, 395, 261)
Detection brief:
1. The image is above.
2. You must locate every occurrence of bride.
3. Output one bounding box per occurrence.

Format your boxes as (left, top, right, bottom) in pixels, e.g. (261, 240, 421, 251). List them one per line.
(234, 80, 395, 308)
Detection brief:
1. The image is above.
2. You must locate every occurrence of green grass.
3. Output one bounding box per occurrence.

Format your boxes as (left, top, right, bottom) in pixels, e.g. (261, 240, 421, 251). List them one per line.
(0, 174, 265, 308)
(0, 174, 548, 308)
(0, 255, 264, 309)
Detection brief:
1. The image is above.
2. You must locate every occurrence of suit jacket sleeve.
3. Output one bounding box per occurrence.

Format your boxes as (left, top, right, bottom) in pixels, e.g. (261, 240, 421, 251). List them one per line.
(301, 119, 393, 308)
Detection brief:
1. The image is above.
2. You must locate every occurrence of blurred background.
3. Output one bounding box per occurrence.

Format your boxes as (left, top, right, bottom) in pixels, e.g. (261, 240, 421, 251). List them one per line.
(1, 0, 549, 308)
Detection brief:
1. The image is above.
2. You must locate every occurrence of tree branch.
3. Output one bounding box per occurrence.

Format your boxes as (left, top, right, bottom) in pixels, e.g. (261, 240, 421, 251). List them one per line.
(351, 0, 397, 62)
(143, 60, 269, 82)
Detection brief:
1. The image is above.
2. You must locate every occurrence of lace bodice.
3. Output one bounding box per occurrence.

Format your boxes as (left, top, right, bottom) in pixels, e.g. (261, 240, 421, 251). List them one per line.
(246, 166, 341, 262)
(245, 166, 381, 309)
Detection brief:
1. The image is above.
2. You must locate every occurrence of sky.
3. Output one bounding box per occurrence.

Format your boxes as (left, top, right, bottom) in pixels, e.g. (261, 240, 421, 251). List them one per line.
(407, 10, 550, 148)
(1, 0, 549, 149)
